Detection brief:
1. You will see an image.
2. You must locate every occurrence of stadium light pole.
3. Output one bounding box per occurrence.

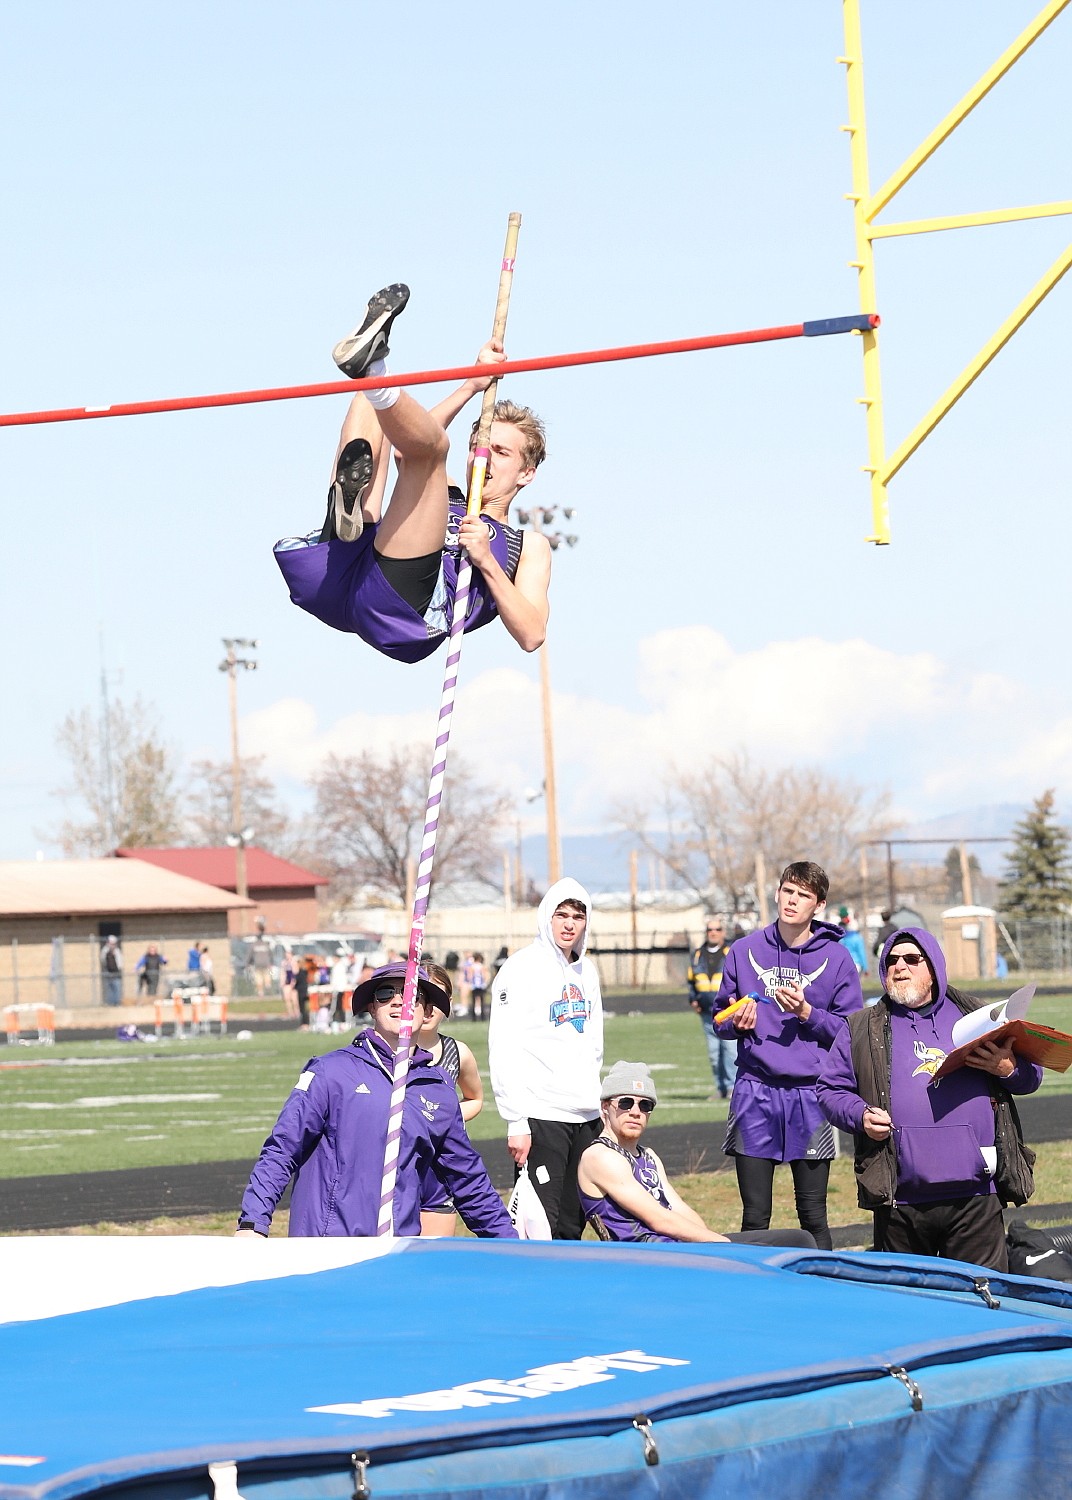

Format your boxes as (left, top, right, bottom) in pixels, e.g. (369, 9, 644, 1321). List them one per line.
(219, 638, 258, 932)
(516, 505, 579, 886)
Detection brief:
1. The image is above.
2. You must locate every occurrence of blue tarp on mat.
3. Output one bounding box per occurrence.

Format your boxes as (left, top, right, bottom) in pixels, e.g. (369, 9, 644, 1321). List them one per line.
(4, 1237, 1072, 1499)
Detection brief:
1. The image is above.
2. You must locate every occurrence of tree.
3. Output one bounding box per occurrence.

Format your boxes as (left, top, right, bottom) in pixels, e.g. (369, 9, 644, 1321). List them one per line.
(612, 751, 888, 913)
(999, 790, 1072, 917)
(52, 695, 183, 855)
(310, 746, 510, 907)
(186, 755, 293, 852)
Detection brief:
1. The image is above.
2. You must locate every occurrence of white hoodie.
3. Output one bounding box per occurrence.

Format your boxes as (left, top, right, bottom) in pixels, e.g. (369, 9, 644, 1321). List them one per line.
(488, 877, 604, 1136)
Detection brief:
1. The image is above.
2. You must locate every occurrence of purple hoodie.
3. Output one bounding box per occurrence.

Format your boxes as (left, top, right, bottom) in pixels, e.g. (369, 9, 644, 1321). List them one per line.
(713, 919, 864, 1086)
(240, 1028, 515, 1237)
(817, 927, 1042, 1205)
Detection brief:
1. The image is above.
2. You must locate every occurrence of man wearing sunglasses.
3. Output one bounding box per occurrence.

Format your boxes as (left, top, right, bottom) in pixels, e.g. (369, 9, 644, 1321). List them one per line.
(687, 916, 736, 1099)
(817, 928, 1039, 1270)
(237, 961, 515, 1238)
(577, 1061, 815, 1247)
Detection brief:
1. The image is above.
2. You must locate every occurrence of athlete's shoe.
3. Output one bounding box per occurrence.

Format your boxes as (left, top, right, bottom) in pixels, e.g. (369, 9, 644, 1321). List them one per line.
(319, 438, 374, 544)
(332, 283, 410, 379)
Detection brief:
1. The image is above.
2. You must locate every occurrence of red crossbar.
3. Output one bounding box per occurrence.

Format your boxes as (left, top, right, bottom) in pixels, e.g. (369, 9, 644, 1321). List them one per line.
(0, 316, 876, 429)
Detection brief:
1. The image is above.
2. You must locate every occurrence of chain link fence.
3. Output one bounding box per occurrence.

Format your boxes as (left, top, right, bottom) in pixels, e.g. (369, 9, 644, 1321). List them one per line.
(0, 934, 239, 1012)
(1001, 916, 1072, 975)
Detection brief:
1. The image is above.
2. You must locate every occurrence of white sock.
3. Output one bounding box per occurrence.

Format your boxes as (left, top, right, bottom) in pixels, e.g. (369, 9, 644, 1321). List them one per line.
(363, 359, 399, 410)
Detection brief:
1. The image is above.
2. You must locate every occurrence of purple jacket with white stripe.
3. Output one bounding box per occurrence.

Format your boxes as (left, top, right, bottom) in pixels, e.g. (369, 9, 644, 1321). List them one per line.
(240, 1029, 515, 1238)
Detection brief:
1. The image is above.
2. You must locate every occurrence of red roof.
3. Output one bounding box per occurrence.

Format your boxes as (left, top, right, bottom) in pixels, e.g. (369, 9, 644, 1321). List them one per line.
(115, 846, 329, 892)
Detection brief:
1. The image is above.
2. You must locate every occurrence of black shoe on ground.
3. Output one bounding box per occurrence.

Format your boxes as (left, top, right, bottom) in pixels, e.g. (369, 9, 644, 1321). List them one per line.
(319, 438, 374, 543)
(332, 283, 410, 379)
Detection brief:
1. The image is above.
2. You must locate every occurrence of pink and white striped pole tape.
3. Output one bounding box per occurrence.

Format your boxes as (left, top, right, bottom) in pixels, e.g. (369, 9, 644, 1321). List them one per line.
(377, 214, 521, 1235)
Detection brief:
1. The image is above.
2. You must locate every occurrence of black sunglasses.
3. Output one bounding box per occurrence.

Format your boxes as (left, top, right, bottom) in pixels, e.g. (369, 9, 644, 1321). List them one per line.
(371, 981, 405, 1002)
(611, 1096, 655, 1114)
(887, 952, 927, 968)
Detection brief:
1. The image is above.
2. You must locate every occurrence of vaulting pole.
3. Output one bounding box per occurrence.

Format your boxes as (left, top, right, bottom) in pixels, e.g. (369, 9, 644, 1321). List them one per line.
(376, 214, 521, 1236)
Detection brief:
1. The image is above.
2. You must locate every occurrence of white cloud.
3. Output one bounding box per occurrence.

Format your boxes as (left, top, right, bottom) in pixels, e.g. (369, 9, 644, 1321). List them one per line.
(240, 628, 1067, 828)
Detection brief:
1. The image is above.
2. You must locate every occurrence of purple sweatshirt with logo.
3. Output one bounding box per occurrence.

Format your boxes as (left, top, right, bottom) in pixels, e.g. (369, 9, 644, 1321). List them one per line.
(240, 1029, 515, 1237)
(713, 919, 864, 1086)
(817, 927, 1042, 1204)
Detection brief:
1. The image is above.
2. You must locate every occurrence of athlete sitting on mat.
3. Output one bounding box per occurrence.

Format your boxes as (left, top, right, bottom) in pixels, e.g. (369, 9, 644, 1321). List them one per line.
(577, 1061, 816, 1249)
(274, 284, 551, 664)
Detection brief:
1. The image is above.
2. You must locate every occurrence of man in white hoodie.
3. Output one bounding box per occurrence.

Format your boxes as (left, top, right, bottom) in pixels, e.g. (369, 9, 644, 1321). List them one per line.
(489, 878, 604, 1239)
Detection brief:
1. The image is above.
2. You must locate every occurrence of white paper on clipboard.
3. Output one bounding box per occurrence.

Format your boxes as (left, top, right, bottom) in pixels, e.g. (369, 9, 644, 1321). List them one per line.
(949, 983, 1036, 1049)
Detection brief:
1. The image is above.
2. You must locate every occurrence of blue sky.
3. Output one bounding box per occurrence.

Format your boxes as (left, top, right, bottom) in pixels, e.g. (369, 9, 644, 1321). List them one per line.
(2, 1, 1070, 860)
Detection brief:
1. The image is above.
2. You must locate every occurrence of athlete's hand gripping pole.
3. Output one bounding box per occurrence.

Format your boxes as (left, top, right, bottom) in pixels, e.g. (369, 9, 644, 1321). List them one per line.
(377, 215, 521, 1236)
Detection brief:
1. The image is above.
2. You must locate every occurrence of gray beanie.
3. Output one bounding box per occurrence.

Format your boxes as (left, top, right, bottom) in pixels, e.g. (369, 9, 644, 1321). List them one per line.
(600, 1060, 658, 1104)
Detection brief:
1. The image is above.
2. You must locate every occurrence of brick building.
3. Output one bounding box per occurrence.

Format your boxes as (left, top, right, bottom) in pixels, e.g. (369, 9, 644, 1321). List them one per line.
(115, 847, 329, 936)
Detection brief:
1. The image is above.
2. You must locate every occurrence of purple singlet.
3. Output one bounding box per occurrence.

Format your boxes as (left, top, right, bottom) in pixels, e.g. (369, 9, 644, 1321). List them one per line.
(579, 1138, 677, 1244)
(274, 487, 523, 664)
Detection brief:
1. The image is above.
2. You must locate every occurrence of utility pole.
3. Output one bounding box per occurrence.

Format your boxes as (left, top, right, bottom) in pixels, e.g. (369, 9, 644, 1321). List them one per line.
(754, 848, 769, 925)
(98, 628, 117, 849)
(219, 638, 258, 932)
(516, 503, 578, 886)
(538, 640, 562, 885)
(629, 849, 639, 988)
(958, 842, 975, 907)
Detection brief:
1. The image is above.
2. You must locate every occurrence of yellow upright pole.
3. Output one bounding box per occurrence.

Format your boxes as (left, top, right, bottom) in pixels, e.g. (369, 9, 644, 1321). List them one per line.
(840, 0, 890, 544)
(840, 0, 1072, 545)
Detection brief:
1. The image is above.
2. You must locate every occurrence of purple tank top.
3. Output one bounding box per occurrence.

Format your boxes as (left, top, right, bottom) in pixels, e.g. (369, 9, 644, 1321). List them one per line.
(273, 487, 523, 664)
(578, 1138, 677, 1244)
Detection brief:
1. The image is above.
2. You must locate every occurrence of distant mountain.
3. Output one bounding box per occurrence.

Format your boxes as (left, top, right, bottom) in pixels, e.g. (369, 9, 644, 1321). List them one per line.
(519, 832, 668, 897)
(887, 804, 1028, 875)
(517, 804, 1053, 890)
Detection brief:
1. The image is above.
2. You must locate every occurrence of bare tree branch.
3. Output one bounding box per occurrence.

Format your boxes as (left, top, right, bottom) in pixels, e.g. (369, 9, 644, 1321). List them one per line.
(51, 695, 183, 854)
(310, 746, 510, 908)
(611, 750, 890, 913)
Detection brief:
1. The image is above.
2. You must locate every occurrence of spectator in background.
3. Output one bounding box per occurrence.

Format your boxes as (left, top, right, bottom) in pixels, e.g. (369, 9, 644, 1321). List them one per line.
(294, 956, 313, 1030)
(281, 947, 300, 1020)
(492, 945, 509, 986)
(330, 948, 352, 1031)
(200, 946, 216, 995)
(187, 942, 202, 974)
(135, 943, 167, 997)
(687, 917, 735, 1099)
(468, 952, 488, 1021)
(250, 921, 274, 998)
(458, 952, 475, 1020)
(837, 907, 869, 976)
(873, 909, 897, 959)
(100, 935, 123, 1007)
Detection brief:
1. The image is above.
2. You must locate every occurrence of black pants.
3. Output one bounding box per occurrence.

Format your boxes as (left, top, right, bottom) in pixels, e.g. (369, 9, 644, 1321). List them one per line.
(735, 1154, 833, 1251)
(873, 1194, 1007, 1271)
(728, 1228, 817, 1249)
(521, 1118, 601, 1240)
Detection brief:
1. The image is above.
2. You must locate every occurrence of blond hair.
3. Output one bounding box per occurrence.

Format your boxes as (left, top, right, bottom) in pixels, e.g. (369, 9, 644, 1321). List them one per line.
(470, 400, 547, 470)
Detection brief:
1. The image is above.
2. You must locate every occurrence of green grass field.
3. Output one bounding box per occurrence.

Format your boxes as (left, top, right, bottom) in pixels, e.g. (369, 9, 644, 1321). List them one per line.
(0, 1008, 719, 1179)
(3, 992, 1071, 1182)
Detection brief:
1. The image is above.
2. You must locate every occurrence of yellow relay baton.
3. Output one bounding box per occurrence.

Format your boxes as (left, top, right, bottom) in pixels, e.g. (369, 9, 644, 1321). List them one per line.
(714, 991, 763, 1024)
